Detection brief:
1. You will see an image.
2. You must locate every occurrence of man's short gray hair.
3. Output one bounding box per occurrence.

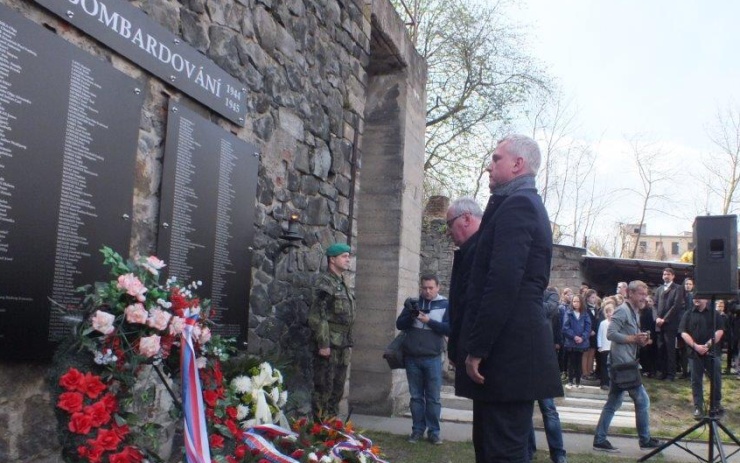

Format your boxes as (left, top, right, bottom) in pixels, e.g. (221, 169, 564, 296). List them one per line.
(448, 197, 483, 218)
(500, 134, 541, 174)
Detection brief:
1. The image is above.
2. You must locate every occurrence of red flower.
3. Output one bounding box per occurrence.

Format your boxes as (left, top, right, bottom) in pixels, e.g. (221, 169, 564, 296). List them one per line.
(234, 445, 248, 458)
(82, 373, 107, 399)
(110, 421, 130, 439)
(84, 401, 112, 428)
(90, 427, 122, 451)
(60, 368, 86, 392)
(69, 412, 94, 435)
(209, 433, 225, 449)
(203, 390, 219, 407)
(332, 419, 344, 429)
(58, 391, 85, 413)
(109, 446, 144, 463)
(310, 423, 322, 435)
(77, 444, 104, 463)
(325, 440, 336, 447)
(213, 362, 224, 383)
(226, 457, 238, 463)
(291, 449, 305, 458)
(225, 406, 238, 420)
(101, 393, 118, 413)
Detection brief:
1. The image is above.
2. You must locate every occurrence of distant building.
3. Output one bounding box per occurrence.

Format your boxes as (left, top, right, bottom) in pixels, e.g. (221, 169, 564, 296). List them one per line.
(619, 223, 693, 261)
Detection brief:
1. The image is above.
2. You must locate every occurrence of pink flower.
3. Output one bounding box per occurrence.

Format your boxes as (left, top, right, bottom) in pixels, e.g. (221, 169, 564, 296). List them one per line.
(142, 255, 166, 276)
(90, 310, 115, 335)
(198, 326, 211, 344)
(117, 273, 147, 302)
(124, 303, 148, 324)
(146, 308, 172, 331)
(169, 316, 186, 335)
(138, 334, 161, 358)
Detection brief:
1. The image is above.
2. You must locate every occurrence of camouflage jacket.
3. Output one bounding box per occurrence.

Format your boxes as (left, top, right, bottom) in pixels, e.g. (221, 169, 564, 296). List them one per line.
(308, 271, 356, 349)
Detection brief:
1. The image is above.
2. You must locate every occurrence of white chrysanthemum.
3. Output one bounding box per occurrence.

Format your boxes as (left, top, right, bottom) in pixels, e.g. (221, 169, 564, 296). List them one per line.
(231, 376, 252, 394)
(236, 404, 249, 420)
(195, 357, 207, 369)
(278, 390, 288, 407)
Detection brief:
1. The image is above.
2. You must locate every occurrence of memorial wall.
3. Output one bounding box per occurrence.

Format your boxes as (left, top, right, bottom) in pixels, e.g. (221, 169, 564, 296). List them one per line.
(0, 2, 258, 360)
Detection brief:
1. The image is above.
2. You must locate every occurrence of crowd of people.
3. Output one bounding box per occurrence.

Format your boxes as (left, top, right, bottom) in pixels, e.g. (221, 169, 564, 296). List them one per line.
(549, 275, 740, 395)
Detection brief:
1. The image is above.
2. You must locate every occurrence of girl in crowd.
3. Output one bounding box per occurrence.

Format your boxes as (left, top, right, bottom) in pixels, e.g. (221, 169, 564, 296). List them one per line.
(563, 294, 591, 388)
(583, 289, 601, 380)
(597, 299, 616, 390)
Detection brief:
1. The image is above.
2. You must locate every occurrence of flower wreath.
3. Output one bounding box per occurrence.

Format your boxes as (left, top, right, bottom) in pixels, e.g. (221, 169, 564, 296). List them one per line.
(50, 247, 224, 462)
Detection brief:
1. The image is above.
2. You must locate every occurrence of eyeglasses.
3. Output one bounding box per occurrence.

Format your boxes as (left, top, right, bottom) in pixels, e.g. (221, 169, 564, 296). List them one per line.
(446, 213, 465, 228)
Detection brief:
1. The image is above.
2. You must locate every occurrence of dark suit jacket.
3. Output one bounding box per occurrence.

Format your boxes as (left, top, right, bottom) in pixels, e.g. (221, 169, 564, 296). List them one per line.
(455, 188, 563, 402)
(447, 232, 479, 364)
(655, 282, 685, 332)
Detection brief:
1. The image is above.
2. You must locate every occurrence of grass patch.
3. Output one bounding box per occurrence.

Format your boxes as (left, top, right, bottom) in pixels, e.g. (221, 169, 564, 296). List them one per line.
(364, 431, 638, 463)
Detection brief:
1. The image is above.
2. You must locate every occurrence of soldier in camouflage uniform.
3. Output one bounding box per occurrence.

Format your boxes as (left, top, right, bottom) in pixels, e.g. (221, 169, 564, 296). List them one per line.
(308, 243, 356, 419)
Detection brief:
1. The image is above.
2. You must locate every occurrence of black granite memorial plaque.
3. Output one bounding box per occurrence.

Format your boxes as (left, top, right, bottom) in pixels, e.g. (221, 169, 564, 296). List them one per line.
(35, 0, 248, 127)
(0, 5, 143, 360)
(157, 103, 258, 348)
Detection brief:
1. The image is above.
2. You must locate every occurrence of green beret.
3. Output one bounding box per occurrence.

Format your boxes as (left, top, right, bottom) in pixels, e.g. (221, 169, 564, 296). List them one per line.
(326, 243, 351, 257)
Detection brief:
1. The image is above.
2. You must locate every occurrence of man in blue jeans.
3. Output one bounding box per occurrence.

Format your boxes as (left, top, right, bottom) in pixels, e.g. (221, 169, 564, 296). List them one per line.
(593, 280, 663, 452)
(529, 398, 567, 463)
(396, 274, 450, 444)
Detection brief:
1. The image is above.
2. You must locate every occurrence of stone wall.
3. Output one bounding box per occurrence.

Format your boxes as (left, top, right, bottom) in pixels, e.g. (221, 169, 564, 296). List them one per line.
(0, 0, 426, 460)
(550, 244, 588, 293)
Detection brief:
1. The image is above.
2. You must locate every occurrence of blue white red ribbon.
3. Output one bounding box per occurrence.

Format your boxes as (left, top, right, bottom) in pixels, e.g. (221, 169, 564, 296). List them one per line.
(181, 315, 211, 463)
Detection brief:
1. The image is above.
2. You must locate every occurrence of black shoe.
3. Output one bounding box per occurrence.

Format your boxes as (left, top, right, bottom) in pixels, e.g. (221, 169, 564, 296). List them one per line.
(693, 408, 703, 420)
(710, 407, 725, 419)
(656, 373, 666, 380)
(640, 438, 663, 449)
(408, 433, 422, 443)
(681, 373, 690, 379)
(593, 440, 620, 452)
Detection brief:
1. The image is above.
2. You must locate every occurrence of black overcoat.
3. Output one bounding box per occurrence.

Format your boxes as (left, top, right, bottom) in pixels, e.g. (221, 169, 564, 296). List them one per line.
(455, 188, 563, 402)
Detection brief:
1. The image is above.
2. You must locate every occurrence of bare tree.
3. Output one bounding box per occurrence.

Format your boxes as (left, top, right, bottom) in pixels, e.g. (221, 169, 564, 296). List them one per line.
(625, 136, 674, 258)
(701, 102, 740, 214)
(392, 0, 550, 198)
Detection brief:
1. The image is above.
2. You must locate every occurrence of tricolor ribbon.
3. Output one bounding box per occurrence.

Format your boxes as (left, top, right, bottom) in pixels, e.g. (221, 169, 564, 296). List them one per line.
(181, 314, 211, 463)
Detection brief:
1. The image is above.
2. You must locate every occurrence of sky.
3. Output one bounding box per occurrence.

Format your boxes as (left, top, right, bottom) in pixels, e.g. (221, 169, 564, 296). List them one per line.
(516, 0, 740, 238)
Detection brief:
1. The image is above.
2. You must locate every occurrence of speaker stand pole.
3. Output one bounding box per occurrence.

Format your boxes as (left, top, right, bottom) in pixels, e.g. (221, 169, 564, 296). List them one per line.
(640, 296, 740, 462)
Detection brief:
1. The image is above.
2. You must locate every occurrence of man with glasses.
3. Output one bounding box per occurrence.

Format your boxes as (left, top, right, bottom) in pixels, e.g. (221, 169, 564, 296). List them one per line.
(446, 197, 483, 367)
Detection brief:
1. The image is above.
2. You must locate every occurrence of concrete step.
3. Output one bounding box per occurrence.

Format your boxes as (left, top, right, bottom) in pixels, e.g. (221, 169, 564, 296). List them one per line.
(441, 390, 473, 411)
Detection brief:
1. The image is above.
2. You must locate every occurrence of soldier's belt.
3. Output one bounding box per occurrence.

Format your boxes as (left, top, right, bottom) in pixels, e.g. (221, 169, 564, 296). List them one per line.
(328, 322, 351, 333)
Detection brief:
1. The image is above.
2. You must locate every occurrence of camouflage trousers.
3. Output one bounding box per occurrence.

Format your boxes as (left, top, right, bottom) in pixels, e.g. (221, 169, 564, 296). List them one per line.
(312, 347, 351, 419)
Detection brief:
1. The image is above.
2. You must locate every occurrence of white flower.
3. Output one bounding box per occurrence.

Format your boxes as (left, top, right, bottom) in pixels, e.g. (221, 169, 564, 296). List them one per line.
(195, 356, 207, 369)
(319, 456, 333, 463)
(231, 376, 252, 394)
(236, 404, 249, 420)
(308, 453, 318, 462)
(278, 390, 288, 407)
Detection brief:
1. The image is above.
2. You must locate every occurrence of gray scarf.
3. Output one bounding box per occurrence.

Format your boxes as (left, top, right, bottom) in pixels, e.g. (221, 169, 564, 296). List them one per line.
(491, 173, 537, 197)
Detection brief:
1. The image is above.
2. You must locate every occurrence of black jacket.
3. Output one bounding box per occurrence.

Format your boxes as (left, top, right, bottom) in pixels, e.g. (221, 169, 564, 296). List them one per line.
(447, 232, 479, 364)
(655, 282, 685, 332)
(455, 189, 563, 402)
(543, 288, 562, 346)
